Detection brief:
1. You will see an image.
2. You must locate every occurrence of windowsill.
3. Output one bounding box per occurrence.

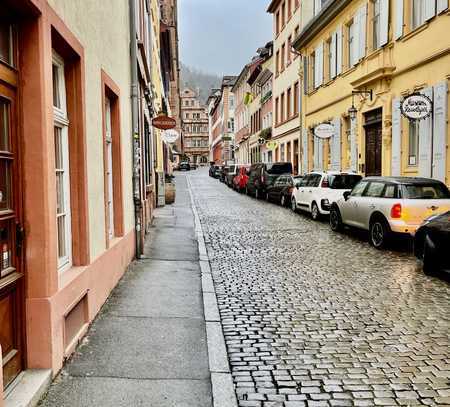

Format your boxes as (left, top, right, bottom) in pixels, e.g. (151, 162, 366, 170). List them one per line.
(59, 264, 88, 291)
(401, 22, 429, 43)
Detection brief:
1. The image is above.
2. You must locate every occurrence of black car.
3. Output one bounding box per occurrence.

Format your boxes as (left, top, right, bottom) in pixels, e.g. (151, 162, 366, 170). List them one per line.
(179, 161, 190, 171)
(219, 166, 229, 183)
(209, 165, 218, 177)
(414, 211, 450, 275)
(246, 162, 293, 199)
(266, 175, 303, 207)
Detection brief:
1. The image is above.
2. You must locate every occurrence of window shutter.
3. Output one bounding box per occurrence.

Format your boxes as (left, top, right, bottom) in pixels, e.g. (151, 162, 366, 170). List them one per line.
(336, 27, 343, 75)
(353, 10, 360, 65)
(313, 135, 320, 170)
(380, 0, 389, 46)
(318, 138, 324, 171)
(318, 42, 324, 86)
(331, 33, 337, 79)
(350, 118, 358, 172)
(391, 98, 402, 176)
(303, 56, 308, 95)
(358, 4, 367, 59)
(425, 0, 437, 21)
(394, 0, 404, 40)
(330, 117, 341, 171)
(418, 87, 434, 178)
(432, 81, 448, 182)
(437, 0, 448, 13)
(302, 129, 309, 174)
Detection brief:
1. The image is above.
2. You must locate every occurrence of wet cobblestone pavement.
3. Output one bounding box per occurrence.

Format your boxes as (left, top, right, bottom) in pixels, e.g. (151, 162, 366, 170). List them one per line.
(188, 169, 450, 407)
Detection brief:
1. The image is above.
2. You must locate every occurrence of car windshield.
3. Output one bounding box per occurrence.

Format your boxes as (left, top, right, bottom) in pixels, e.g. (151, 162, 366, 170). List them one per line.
(229, 165, 236, 172)
(266, 163, 292, 175)
(402, 184, 450, 199)
(328, 174, 362, 189)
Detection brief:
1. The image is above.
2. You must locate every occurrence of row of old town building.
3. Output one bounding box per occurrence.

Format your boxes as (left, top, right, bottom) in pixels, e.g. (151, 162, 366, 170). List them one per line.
(208, 0, 450, 187)
(0, 0, 194, 402)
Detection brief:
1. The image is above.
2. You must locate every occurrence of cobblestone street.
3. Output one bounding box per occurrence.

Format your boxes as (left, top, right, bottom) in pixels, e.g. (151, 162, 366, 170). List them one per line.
(188, 169, 450, 407)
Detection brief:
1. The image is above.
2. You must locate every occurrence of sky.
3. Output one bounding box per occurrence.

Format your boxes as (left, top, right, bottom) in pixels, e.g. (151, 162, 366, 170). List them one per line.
(178, 0, 273, 76)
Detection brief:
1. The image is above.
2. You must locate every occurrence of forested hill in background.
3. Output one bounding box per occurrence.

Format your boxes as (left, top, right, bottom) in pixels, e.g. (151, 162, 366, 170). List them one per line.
(180, 63, 222, 105)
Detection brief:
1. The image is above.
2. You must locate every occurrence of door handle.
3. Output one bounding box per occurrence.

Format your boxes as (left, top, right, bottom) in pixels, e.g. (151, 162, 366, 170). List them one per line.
(369, 204, 376, 209)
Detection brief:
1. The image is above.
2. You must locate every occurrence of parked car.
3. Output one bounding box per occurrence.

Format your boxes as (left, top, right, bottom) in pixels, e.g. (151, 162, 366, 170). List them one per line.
(330, 177, 450, 249)
(179, 161, 190, 171)
(233, 165, 251, 192)
(267, 175, 303, 207)
(225, 165, 238, 187)
(414, 211, 450, 275)
(246, 162, 293, 199)
(291, 172, 362, 220)
(219, 166, 229, 183)
(209, 165, 217, 177)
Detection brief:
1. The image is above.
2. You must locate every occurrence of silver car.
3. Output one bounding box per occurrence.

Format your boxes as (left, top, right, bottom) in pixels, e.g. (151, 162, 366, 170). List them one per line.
(329, 177, 450, 248)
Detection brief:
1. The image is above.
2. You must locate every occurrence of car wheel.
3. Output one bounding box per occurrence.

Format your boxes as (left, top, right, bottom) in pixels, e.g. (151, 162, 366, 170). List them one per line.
(369, 218, 390, 249)
(329, 207, 343, 232)
(291, 198, 297, 213)
(281, 195, 286, 207)
(311, 202, 321, 221)
(422, 235, 438, 276)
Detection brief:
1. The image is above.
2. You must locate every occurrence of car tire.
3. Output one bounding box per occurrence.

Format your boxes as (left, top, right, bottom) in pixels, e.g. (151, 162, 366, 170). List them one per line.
(369, 218, 390, 249)
(280, 195, 286, 207)
(329, 206, 343, 232)
(311, 202, 321, 221)
(422, 235, 438, 276)
(291, 198, 297, 213)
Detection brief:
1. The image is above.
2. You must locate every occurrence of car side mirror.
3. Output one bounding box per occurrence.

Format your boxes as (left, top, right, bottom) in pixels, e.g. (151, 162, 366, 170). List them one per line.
(343, 191, 351, 201)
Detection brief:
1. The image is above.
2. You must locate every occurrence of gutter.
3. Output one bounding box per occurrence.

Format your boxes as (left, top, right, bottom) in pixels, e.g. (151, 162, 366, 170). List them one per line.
(129, 0, 143, 258)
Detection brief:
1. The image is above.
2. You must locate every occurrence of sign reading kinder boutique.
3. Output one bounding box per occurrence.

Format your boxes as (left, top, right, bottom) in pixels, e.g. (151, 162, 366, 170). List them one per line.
(401, 93, 433, 121)
(314, 123, 334, 139)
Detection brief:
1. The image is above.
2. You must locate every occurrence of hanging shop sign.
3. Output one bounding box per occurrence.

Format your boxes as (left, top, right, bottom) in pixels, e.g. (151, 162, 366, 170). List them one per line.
(266, 141, 278, 151)
(258, 137, 266, 145)
(314, 123, 334, 139)
(161, 129, 180, 144)
(152, 114, 176, 130)
(401, 93, 433, 121)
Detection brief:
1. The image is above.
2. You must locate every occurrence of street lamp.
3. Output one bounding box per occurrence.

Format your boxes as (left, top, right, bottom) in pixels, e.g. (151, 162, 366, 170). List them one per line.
(348, 104, 357, 121)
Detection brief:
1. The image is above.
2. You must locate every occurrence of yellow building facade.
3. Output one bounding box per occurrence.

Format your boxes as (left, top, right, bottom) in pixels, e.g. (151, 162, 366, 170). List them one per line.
(293, 0, 450, 186)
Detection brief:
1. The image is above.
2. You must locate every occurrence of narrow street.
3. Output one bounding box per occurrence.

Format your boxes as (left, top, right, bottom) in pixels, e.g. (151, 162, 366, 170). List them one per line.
(189, 169, 450, 407)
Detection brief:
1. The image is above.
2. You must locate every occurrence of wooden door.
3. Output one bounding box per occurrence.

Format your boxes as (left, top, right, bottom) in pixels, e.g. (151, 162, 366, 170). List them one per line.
(0, 14, 24, 389)
(365, 122, 382, 176)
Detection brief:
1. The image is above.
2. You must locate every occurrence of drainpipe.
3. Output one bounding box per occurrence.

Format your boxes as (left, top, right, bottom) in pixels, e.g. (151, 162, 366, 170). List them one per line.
(129, 0, 143, 258)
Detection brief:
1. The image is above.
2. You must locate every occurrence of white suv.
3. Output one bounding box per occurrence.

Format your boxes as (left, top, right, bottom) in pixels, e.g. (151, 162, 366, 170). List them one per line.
(330, 177, 450, 248)
(291, 172, 362, 220)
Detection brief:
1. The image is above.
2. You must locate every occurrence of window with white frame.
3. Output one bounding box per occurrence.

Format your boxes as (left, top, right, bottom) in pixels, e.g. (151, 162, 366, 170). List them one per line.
(52, 52, 72, 271)
(372, 0, 381, 49)
(105, 97, 114, 239)
(348, 20, 356, 66)
(412, 0, 426, 30)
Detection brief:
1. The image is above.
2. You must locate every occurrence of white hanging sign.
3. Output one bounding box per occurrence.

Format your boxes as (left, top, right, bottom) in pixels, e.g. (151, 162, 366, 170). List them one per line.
(401, 94, 432, 121)
(314, 123, 334, 139)
(161, 129, 180, 144)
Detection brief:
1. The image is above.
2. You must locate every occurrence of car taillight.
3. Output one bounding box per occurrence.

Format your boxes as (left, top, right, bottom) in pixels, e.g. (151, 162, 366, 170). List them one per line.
(391, 203, 402, 219)
(321, 178, 329, 188)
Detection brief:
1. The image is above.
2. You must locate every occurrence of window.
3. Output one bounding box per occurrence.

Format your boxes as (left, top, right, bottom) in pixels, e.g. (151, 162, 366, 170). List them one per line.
(276, 50, 280, 74)
(310, 52, 316, 91)
(276, 11, 280, 35)
(288, 0, 292, 18)
(281, 43, 285, 71)
(363, 182, 386, 197)
(372, 0, 381, 49)
(0, 24, 14, 66)
(408, 120, 419, 166)
(104, 98, 114, 239)
(351, 181, 368, 196)
(280, 92, 285, 122)
(326, 38, 333, 81)
(287, 35, 292, 64)
(287, 87, 292, 118)
(229, 95, 235, 109)
(412, 0, 426, 30)
(281, 2, 286, 27)
(275, 97, 279, 124)
(383, 185, 397, 198)
(348, 21, 356, 67)
(402, 183, 450, 199)
(52, 52, 71, 270)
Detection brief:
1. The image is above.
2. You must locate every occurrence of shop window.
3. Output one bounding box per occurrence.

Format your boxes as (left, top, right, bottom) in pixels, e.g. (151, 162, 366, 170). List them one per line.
(408, 120, 419, 166)
(412, 0, 426, 30)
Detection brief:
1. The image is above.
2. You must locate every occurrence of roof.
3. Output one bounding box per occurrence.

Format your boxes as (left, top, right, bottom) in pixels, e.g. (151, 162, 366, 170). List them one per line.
(232, 64, 251, 92)
(293, 0, 350, 51)
(267, 0, 282, 13)
(222, 76, 237, 88)
(362, 177, 446, 185)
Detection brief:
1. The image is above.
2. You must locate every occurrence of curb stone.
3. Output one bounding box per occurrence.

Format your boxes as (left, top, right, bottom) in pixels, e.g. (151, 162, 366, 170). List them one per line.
(186, 175, 238, 407)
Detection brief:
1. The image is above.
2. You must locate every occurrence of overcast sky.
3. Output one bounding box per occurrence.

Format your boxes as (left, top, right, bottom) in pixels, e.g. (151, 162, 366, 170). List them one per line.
(179, 0, 273, 76)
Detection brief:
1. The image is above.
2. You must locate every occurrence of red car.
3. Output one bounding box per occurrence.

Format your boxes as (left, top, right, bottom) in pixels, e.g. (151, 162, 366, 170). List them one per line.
(233, 165, 251, 192)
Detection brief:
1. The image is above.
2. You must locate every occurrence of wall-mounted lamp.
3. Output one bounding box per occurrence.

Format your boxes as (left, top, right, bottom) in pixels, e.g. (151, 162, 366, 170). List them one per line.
(348, 90, 373, 120)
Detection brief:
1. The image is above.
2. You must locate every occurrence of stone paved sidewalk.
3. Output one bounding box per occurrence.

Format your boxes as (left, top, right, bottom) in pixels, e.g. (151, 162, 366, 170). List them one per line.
(39, 174, 212, 407)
